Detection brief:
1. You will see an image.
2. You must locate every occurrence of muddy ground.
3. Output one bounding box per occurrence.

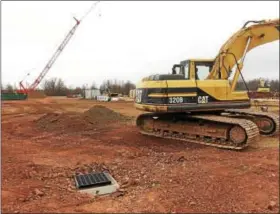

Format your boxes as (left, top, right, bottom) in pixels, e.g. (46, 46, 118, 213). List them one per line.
(1, 97, 279, 213)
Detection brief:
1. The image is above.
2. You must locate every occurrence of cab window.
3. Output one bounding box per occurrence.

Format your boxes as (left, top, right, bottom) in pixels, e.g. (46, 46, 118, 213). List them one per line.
(184, 62, 189, 79)
(172, 66, 181, 75)
(195, 62, 213, 80)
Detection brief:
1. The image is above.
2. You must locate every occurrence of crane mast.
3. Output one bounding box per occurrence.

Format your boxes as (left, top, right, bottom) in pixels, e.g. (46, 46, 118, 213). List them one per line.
(18, 1, 100, 94)
(19, 18, 80, 93)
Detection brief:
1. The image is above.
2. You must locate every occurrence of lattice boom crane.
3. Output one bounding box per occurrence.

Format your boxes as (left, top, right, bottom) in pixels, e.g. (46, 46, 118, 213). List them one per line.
(18, 1, 100, 94)
(18, 18, 80, 94)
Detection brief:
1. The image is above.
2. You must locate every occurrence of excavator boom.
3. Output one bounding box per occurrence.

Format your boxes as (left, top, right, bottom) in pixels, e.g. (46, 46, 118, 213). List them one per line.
(208, 19, 279, 82)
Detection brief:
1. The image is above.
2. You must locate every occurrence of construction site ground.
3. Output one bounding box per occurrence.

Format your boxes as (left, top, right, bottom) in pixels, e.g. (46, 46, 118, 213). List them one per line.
(1, 97, 279, 213)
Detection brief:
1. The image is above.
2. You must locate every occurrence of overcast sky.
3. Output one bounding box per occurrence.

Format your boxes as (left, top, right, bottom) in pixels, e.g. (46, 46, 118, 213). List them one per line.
(2, 1, 279, 89)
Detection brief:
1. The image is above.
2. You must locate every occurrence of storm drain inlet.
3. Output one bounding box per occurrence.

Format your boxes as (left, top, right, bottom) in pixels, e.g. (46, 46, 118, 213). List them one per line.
(75, 172, 111, 189)
(74, 172, 119, 196)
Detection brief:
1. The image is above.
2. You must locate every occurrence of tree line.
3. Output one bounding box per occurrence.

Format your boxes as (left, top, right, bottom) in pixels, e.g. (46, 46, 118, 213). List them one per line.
(1, 78, 136, 96)
(234, 79, 279, 92)
(1, 78, 279, 96)
(99, 79, 136, 95)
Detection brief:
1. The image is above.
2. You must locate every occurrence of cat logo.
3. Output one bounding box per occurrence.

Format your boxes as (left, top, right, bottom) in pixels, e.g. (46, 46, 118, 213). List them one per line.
(198, 96, 209, 104)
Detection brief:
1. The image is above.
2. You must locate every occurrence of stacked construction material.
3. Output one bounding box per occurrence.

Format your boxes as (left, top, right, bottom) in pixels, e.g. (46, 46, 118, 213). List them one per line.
(1, 92, 27, 100)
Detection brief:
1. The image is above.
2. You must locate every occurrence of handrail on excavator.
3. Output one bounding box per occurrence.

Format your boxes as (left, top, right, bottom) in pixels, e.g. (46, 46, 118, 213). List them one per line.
(242, 20, 265, 28)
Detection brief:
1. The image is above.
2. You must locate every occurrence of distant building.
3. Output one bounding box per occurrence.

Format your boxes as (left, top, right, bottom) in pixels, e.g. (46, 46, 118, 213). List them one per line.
(129, 89, 136, 99)
(84, 89, 101, 99)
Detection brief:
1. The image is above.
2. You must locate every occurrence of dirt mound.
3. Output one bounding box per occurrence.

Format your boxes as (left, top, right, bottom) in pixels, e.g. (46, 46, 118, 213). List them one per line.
(35, 112, 92, 133)
(35, 105, 131, 133)
(83, 105, 131, 124)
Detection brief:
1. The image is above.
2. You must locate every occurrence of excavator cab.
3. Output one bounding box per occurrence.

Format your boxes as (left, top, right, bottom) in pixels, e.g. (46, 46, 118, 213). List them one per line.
(135, 58, 250, 113)
(172, 60, 214, 80)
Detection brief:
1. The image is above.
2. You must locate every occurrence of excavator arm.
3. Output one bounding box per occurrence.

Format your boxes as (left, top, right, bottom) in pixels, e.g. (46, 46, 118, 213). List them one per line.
(207, 18, 279, 91)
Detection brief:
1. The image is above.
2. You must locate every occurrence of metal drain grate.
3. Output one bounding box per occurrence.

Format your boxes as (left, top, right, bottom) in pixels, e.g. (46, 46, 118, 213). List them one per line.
(74, 172, 112, 189)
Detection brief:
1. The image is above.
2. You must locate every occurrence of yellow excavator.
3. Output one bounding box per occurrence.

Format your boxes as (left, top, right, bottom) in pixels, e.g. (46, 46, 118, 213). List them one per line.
(247, 78, 274, 99)
(257, 78, 271, 93)
(134, 19, 279, 150)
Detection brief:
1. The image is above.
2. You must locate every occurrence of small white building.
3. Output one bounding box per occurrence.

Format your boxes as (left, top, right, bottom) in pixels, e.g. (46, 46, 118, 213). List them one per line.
(129, 89, 136, 99)
(84, 89, 101, 99)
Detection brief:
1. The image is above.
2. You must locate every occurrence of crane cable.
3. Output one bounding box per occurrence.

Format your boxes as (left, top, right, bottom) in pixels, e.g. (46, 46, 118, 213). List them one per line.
(80, 1, 101, 22)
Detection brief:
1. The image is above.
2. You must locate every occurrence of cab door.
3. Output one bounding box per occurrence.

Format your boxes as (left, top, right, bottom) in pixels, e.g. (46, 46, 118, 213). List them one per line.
(194, 61, 228, 104)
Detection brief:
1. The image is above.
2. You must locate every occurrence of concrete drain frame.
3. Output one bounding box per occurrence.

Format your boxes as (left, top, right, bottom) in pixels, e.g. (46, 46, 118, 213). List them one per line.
(74, 172, 119, 196)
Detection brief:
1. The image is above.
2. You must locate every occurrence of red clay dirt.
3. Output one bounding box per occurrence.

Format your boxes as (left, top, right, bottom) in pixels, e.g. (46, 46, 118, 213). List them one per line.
(1, 97, 279, 213)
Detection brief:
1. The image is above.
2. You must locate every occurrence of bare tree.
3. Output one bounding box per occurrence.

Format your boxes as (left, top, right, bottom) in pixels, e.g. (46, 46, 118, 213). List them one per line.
(43, 78, 68, 96)
(270, 79, 279, 92)
(81, 84, 87, 98)
(99, 79, 136, 95)
(5, 84, 14, 93)
(123, 80, 136, 95)
(89, 81, 97, 89)
(235, 78, 279, 92)
(100, 80, 112, 94)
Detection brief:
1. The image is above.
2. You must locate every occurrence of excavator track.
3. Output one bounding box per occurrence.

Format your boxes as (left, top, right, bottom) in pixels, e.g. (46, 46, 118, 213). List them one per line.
(136, 113, 260, 150)
(225, 109, 279, 136)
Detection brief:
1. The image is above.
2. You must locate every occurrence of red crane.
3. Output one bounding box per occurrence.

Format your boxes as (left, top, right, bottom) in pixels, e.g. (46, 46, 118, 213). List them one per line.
(17, 1, 100, 94)
(17, 17, 80, 94)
